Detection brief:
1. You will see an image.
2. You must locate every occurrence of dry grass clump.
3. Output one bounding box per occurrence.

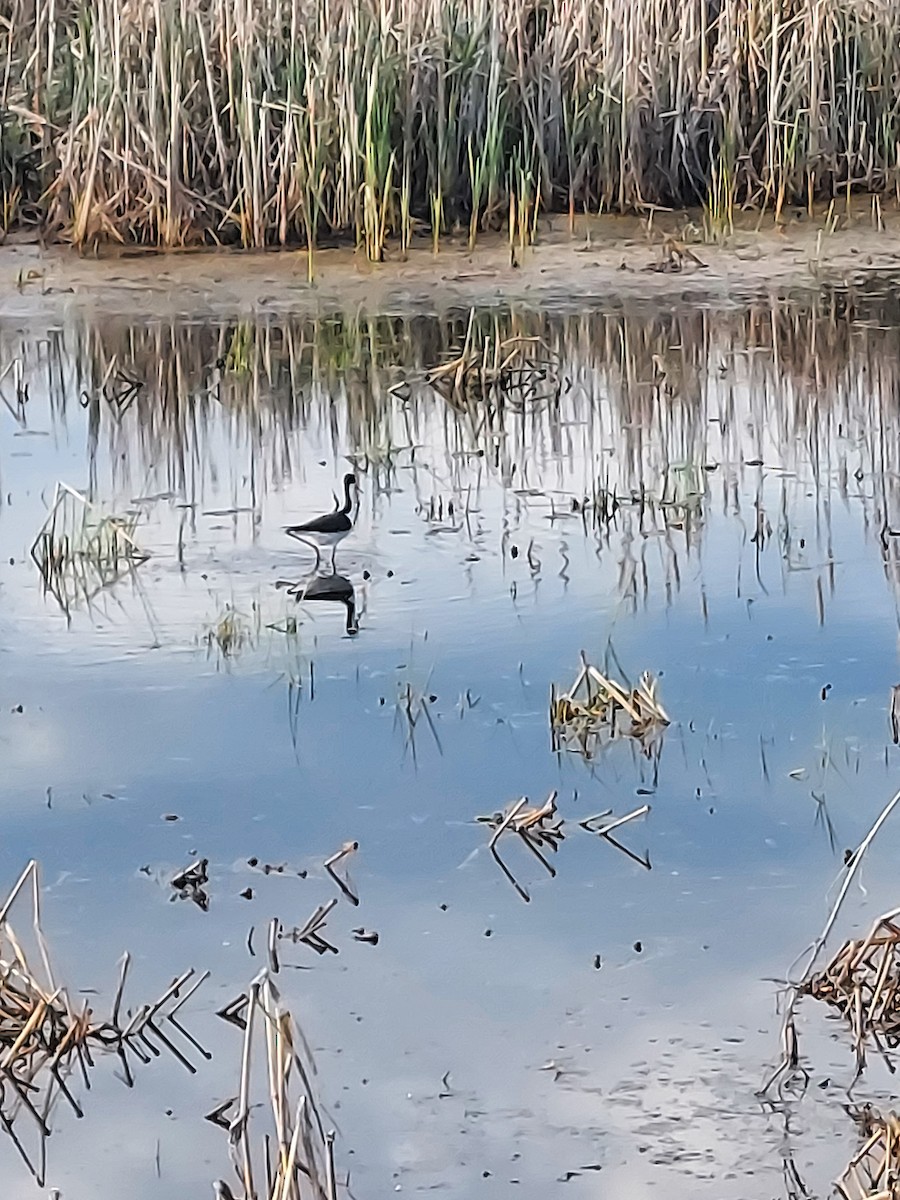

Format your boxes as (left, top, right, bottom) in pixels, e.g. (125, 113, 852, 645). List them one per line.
(205, 606, 255, 662)
(5, 0, 900, 251)
(30, 482, 148, 619)
(837, 1106, 900, 1200)
(0, 861, 207, 1185)
(212, 971, 336, 1200)
(427, 313, 558, 408)
(761, 789, 900, 1098)
(802, 910, 900, 1075)
(550, 654, 669, 759)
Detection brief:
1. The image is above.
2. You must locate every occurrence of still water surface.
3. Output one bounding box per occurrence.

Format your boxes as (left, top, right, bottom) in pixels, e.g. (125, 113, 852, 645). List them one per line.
(2, 294, 900, 1197)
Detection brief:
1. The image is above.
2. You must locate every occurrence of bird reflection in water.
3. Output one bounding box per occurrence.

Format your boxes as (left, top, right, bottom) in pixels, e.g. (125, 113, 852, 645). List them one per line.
(276, 571, 359, 636)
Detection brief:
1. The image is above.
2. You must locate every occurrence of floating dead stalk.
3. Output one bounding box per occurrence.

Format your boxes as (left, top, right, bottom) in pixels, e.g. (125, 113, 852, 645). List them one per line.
(550, 654, 669, 760)
(171, 858, 210, 910)
(478, 792, 563, 902)
(579, 806, 652, 870)
(323, 842, 359, 907)
(282, 900, 339, 957)
(478, 794, 650, 900)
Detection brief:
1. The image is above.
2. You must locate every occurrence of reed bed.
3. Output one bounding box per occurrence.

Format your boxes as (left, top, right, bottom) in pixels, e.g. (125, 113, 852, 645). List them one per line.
(4, 0, 900, 251)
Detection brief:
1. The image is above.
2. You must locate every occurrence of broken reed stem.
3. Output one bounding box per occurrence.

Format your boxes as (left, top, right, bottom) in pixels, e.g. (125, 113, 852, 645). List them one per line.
(6, 0, 900, 250)
(485, 793, 648, 900)
(324, 841, 360, 906)
(0, 862, 207, 1184)
(216, 971, 331, 1200)
(234, 976, 261, 1200)
(761, 785, 900, 1095)
(325, 1129, 337, 1200)
(582, 804, 651, 837)
(488, 796, 529, 850)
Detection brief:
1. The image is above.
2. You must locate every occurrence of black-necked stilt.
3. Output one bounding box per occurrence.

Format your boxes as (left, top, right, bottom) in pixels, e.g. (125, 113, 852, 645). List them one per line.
(277, 571, 358, 636)
(285, 473, 357, 569)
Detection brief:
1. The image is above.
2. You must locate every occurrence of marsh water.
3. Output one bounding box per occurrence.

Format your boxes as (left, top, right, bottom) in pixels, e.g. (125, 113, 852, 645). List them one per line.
(4, 291, 900, 1198)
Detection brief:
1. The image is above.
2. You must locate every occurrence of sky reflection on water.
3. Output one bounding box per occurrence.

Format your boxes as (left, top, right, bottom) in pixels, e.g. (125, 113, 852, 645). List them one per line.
(1, 294, 900, 1198)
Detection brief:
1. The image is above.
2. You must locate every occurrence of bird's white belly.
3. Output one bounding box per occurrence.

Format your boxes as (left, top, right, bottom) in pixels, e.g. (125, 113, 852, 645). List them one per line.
(296, 528, 348, 547)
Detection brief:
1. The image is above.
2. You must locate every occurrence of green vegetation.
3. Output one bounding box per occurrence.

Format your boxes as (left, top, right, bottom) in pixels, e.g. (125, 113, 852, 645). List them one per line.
(4, 0, 900, 254)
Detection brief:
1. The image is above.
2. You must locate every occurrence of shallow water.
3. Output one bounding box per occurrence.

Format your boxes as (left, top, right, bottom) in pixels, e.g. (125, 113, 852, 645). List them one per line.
(3, 293, 900, 1198)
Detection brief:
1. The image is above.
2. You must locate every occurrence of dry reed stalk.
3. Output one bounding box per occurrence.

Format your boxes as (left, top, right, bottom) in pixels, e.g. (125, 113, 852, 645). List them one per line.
(761, 786, 900, 1098)
(281, 899, 340, 957)
(0, 862, 207, 1184)
(323, 842, 359, 907)
(477, 792, 563, 902)
(477, 791, 650, 899)
(213, 970, 334, 1200)
(550, 653, 669, 759)
(802, 910, 900, 1075)
(578, 805, 652, 870)
(394, 680, 442, 759)
(837, 1107, 900, 1200)
(891, 684, 900, 745)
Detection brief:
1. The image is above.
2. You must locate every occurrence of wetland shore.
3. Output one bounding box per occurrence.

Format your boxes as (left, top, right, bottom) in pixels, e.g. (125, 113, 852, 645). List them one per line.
(4, 210, 900, 323)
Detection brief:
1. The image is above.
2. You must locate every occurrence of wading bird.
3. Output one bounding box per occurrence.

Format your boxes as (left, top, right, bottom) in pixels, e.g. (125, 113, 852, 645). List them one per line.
(285, 473, 357, 569)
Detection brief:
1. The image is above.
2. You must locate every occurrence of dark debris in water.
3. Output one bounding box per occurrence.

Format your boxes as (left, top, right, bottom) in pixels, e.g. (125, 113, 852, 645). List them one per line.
(171, 858, 210, 911)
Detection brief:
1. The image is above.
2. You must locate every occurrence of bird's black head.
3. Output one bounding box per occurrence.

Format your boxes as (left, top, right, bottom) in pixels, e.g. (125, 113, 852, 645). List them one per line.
(343, 472, 357, 487)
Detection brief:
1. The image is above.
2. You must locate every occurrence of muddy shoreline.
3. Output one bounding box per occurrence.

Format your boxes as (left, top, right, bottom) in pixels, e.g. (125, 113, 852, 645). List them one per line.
(3, 211, 900, 323)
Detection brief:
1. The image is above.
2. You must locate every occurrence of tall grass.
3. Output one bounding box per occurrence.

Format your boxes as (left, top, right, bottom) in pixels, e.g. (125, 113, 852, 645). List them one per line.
(4, 0, 900, 253)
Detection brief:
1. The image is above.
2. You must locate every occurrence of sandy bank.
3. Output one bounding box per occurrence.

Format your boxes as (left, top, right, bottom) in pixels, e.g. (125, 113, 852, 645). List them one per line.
(2, 211, 900, 323)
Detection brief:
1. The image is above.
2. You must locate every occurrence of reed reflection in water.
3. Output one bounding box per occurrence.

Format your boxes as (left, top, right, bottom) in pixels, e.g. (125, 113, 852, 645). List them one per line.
(5, 287, 900, 636)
